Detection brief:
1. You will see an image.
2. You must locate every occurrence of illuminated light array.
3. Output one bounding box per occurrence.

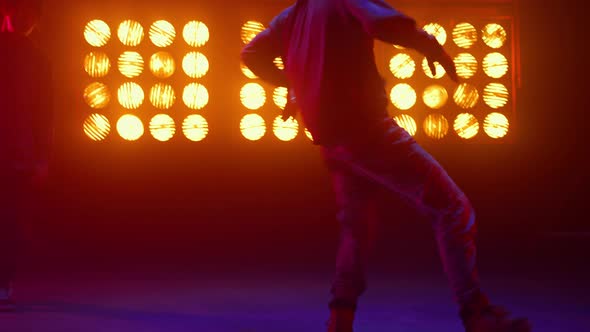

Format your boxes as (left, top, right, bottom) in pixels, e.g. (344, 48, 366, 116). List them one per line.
(118, 82, 144, 109)
(117, 20, 144, 46)
(149, 20, 176, 47)
(483, 83, 509, 109)
(483, 52, 508, 78)
(390, 83, 417, 110)
(241, 21, 265, 44)
(182, 51, 209, 78)
(422, 22, 447, 45)
(240, 113, 266, 141)
(454, 113, 479, 139)
(452, 23, 477, 48)
(183, 21, 209, 47)
(482, 23, 507, 49)
(423, 85, 448, 109)
(454, 53, 478, 79)
(117, 114, 144, 141)
(389, 53, 415, 79)
(150, 52, 176, 78)
(84, 82, 111, 109)
(83, 114, 111, 141)
(273, 87, 288, 110)
(85, 20, 111, 47)
(393, 114, 417, 136)
(84, 52, 111, 78)
(149, 114, 176, 141)
(149, 83, 176, 109)
(483, 112, 509, 138)
(453, 83, 479, 109)
(240, 83, 266, 110)
(422, 57, 445, 79)
(273, 116, 299, 141)
(183, 83, 209, 110)
(423, 114, 449, 139)
(118, 51, 144, 78)
(183, 114, 209, 141)
(274, 57, 285, 70)
(241, 63, 258, 79)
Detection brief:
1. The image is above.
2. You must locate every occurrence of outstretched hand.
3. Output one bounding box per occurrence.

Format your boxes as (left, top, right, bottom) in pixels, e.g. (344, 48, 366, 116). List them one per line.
(424, 34, 459, 83)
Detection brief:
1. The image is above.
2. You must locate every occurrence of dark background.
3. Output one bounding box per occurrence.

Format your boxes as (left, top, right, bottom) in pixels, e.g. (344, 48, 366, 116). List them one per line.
(20, 0, 588, 285)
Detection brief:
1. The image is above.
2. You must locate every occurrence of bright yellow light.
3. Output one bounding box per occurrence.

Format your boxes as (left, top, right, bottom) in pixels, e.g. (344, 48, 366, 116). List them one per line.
(393, 114, 417, 136)
(454, 113, 479, 139)
(452, 23, 477, 49)
(183, 21, 209, 47)
(422, 22, 447, 45)
(453, 83, 479, 109)
(183, 83, 209, 110)
(83, 114, 110, 141)
(182, 51, 209, 78)
(149, 52, 175, 78)
(240, 83, 266, 110)
(118, 82, 144, 109)
(84, 82, 110, 109)
(149, 20, 176, 47)
(483, 83, 509, 109)
(482, 23, 507, 49)
(84, 20, 111, 47)
(454, 53, 478, 79)
(118, 51, 144, 78)
(149, 83, 176, 109)
(423, 114, 449, 139)
(422, 57, 445, 79)
(241, 62, 258, 79)
(484, 112, 509, 138)
(149, 114, 176, 142)
(273, 87, 288, 110)
(274, 57, 285, 70)
(389, 53, 415, 79)
(273, 116, 299, 141)
(423, 85, 448, 109)
(84, 52, 111, 78)
(483, 52, 508, 78)
(304, 128, 314, 141)
(183, 114, 209, 141)
(241, 21, 265, 44)
(117, 20, 144, 46)
(390, 83, 416, 110)
(117, 114, 144, 141)
(240, 113, 266, 141)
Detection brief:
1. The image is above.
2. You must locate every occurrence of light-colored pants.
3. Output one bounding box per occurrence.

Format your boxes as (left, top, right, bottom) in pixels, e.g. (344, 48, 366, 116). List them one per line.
(322, 121, 481, 309)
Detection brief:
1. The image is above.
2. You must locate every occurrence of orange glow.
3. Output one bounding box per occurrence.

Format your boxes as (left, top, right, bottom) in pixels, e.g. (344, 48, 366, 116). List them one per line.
(482, 23, 507, 49)
(453, 83, 479, 109)
(241, 21, 265, 44)
(273, 87, 288, 110)
(149, 114, 176, 141)
(454, 53, 478, 79)
(483, 52, 508, 78)
(273, 116, 299, 141)
(84, 20, 111, 47)
(118, 51, 144, 78)
(423, 114, 449, 139)
(83, 114, 110, 141)
(393, 114, 417, 136)
(149, 52, 176, 78)
(452, 23, 477, 49)
(422, 85, 448, 109)
(422, 23, 447, 45)
(117, 114, 144, 141)
(422, 57, 445, 79)
(84, 82, 110, 109)
(183, 21, 209, 47)
(182, 51, 209, 78)
(241, 62, 258, 79)
(240, 83, 266, 110)
(117, 20, 144, 46)
(390, 83, 417, 110)
(274, 57, 284, 70)
(483, 83, 509, 109)
(149, 83, 176, 109)
(149, 20, 176, 47)
(484, 112, 509, 138)
(304, 128, 314, 141)
(84, 52, 111, 78)
(454, 113, 479, 139)
(183, 115, 209, 141)
(240, 114, 266, 141)
(118, 82, 144, 109)
(389, 53, 415, 79)
(183, 83, 209, 110)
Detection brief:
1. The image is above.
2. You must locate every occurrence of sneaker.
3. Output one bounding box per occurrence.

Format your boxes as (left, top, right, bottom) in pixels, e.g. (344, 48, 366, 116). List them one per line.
(461, 305, 532, 332)
(326, 308, 355, 332)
